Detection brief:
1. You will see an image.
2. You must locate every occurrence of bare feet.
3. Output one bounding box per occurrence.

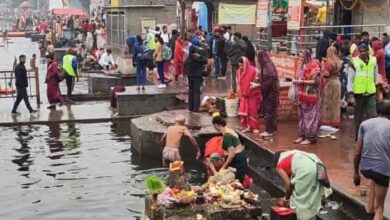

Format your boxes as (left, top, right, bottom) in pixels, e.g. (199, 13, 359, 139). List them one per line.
(293, 137, 304, 144)
(299, 140, 312, 145)
(241, 127, 251, 133)
(253, 129, 260, 134)
(260, 131, 274, 138)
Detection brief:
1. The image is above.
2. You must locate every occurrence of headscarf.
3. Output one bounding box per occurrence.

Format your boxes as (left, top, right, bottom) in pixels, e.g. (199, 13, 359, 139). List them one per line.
(237, 57, 260, 97)
(257, 50, 278, 80)
(302, 49, 312, 66)
(298, 49, 321, 104)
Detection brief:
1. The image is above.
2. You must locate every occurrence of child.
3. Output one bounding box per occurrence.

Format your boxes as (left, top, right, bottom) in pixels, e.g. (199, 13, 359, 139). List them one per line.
(161, 115, 201, 166)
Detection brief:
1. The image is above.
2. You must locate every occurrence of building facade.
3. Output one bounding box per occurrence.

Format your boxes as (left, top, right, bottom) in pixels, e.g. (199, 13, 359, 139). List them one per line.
(104, 0, 177, 47)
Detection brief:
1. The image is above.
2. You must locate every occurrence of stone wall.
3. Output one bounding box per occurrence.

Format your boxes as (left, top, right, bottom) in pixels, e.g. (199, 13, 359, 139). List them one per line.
(278, 86, 297, 121)
(124, 6, 177, 36)
(352, 1, 389, 36)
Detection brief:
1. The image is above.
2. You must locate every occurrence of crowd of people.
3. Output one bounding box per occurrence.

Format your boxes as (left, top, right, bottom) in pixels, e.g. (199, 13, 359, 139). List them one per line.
(153, 27, 390, 219)
(7, 15, 390, 218)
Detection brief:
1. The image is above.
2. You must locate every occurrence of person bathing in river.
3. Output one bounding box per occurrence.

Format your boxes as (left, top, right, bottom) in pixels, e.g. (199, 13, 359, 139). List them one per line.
(161, 115, 201, 166)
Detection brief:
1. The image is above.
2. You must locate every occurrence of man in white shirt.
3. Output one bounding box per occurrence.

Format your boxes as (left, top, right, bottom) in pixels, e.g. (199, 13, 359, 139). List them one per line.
(223, 25, 233, 41)
(161, 26, 170, 44)
(98, 49, 116, 70)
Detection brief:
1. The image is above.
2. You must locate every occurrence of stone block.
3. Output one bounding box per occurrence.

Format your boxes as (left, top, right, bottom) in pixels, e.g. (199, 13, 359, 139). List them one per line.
(117, 56, 136, 75)
(88, 74, 137, 94)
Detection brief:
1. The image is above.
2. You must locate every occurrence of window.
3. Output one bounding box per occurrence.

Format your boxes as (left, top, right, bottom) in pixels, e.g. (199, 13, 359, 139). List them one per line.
(106, 10, 126, 46)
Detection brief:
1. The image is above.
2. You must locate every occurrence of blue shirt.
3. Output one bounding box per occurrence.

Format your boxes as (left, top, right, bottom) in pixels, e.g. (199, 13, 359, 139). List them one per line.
(358, 117, 390, 176)
(212, 39, 217, 55)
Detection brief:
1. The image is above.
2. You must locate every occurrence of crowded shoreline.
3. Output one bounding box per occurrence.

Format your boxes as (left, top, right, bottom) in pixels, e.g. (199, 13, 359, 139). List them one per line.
(0, 0, 390, 220)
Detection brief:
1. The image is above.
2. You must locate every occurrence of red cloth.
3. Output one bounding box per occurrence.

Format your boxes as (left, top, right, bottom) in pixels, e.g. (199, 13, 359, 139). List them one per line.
(276, 154, 293, 177)
(46, 61, 61, 104)
(174, 38, 184, 79)
(204, 136, 225, 158)
(82, 22, 91, 33)
(38, 22, 48, 33)
(243, 175, 252, 189)
(373, 40, 386, 79)
(298, 59, 321, 104)
(237, 57, 261, 129)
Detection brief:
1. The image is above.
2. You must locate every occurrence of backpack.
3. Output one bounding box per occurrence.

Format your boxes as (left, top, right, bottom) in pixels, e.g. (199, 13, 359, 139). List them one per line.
(162, 45, 172, 60)
(137, 46, 153, 61)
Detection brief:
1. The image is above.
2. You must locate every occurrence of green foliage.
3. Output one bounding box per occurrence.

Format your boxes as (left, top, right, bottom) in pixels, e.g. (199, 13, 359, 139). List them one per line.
(145, 176, 166, 195)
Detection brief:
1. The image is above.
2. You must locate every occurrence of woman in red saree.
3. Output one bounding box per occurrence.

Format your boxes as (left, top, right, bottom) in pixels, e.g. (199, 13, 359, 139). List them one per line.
(237, 57, 262, 133)
(174, 36, 184, 82)
(45, 54, 62, 109)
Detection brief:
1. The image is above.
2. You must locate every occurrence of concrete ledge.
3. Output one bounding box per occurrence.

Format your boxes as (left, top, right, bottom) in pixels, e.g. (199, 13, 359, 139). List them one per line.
(116, 86, 183, 115)
(88, 73, 138, 94)
(130, 110, 218, 159)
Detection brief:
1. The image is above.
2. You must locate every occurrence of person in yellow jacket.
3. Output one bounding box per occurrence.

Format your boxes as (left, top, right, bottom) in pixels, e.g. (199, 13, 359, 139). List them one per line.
(316, 3, 327, 25)
(62, 48, 78, 103)
(347, 42, 378, 140)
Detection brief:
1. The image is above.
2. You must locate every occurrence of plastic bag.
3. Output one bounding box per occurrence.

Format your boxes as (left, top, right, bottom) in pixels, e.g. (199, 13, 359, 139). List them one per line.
(288, 83, 298, 104)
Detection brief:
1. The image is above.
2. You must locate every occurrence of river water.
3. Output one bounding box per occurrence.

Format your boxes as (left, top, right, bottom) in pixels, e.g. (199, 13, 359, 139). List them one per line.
(0, 38, 207, 219)
(0, 122, 206, 220)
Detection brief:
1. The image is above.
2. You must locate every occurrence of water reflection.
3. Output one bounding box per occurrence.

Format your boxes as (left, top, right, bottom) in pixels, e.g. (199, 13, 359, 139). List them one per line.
(12, 125, 34, 172)
(47, 110, 64, 160)
(1, 122, 206, 219)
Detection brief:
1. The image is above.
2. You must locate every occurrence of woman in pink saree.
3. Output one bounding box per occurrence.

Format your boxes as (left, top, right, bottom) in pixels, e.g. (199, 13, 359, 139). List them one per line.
(237, 57, 262, 133)
(45, 54, 62, 109)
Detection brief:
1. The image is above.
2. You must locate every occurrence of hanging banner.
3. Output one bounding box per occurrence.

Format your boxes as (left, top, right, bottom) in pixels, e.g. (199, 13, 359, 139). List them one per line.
(111, 0, 119, 8)
(218, 3, 257, 25)
(256, 0, 268, 28)
(287, 0, 302, 30)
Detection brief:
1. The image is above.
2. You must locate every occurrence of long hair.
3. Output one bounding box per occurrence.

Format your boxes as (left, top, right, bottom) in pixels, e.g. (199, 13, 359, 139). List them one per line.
(325, 46, 341, 71)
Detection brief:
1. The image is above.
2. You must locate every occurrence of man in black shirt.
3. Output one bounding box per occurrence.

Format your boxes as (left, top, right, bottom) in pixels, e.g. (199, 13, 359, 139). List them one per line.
(184, 46, 208, 112)
(11, 55, 37, 115)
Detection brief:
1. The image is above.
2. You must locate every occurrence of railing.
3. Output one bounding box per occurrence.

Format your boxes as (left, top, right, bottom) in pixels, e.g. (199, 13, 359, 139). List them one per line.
(0, 68, 41, 106)
(256, 23, 387, 55)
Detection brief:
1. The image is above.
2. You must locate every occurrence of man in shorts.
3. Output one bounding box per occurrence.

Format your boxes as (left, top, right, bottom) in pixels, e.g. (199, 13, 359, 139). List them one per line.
(161, 115, 201, 166)
(354, 100, 390, 219)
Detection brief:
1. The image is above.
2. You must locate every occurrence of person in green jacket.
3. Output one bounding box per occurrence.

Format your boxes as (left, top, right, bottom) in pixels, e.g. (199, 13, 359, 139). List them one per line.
(62, 49, 78, 103)
(347, 42, 378, 140)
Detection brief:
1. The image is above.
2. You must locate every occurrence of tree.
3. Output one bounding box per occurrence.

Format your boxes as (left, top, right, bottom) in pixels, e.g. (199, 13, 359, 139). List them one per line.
(178, 0, 186, 37)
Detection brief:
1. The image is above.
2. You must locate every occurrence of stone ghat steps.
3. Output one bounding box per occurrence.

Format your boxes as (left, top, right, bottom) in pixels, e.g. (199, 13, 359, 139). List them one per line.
(130, 110, 378, 220)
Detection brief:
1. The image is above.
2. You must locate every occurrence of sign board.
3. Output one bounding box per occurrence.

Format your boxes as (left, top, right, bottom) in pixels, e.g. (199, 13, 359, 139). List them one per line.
(111, 0, 119, 7)
(256, 0, 268, 28)
(141, 18, 156, 37)
(269, 53, 300, 79)
(287, 0, 302, 30)
(218, 3, 256, 25)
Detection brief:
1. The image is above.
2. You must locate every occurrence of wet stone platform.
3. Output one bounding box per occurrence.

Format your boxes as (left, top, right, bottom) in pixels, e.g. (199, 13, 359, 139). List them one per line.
(130, 110, 217, 159)
(116, 85, 185, 116)
(88, 73, 137, 94)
